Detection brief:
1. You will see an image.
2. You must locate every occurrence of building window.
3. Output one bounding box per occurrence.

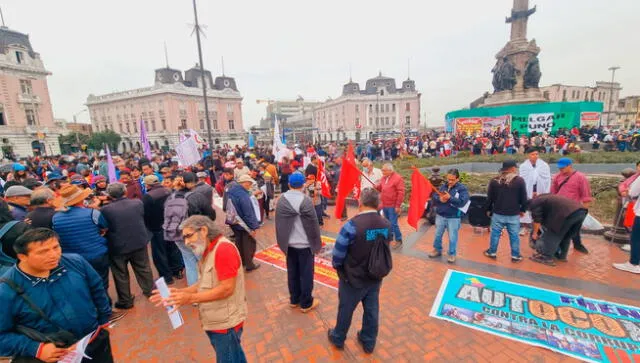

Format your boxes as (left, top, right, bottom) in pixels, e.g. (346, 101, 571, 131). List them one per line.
(213, 119, 218, 129)
(369, 104, 373, 112)
(355, 105, 359, 113)
(20, 80, 33, 95)
(356, 118, 360, 127)
(15, 51, 23, 64)
(161, 119, 166, 130)
(369, 117, 372, 125)
(405, 103, 410, 111)
(375, 117, 379, 126)
(392, 117, 396, 125)
(25, 109, 36, 125)
(380, 90, 384, 96)
(133, 122, 138, 133)
(144, 120, 149, 131)
(385, 117, 389, 125)
(406, 116, 411, 125)
(229, 120, 235, 129)
(151, 120, 156, 132)
(576, 91, 581, 99)
(385, 104, 389, 112)
(0, 105, 5, 125)
(126, 123, 131, 133)
(375, 104, 379, 112)
(180, 119, 187, 129)
(200, 119, 205, 129)
(562, 90, 567, 101)
(226, 104, 233, 112)
(119, 123, 123, 132)
(571, 90, 575, 99)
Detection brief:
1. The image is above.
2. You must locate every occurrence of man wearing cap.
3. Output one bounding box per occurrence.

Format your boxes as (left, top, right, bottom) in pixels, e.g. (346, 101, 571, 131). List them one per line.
(194, 171, 214, 204)
(52, 185, 111, 302)
(551, 157, 592, 254)
(143, 174, 184, 285)
(101, 183, 155, 309)
(518, 148, 551, 234)
(275, 171, 322, 312)
(4, 185, 32, 221)
(233, 159, 250, 181)
(227, 174, 261, 271)
(484, 160, 528, 262)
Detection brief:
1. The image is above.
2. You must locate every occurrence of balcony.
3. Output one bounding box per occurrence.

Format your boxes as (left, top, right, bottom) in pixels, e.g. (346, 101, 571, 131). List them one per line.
(17, 93, 41, 104)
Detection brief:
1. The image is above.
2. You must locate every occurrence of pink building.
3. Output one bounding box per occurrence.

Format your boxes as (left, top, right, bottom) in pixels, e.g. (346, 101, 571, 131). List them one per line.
(314, 73, 421, 142)
(540, 82, 621, 126)
(0, 26, 62, 158)
(86, 65, 244, 152)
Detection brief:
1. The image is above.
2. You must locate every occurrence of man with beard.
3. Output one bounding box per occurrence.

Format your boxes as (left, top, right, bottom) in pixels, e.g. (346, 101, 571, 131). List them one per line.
(151, 215, 248, 362)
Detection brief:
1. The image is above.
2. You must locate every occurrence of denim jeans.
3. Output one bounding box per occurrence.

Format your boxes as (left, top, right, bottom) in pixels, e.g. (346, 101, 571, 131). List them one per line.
(488, 213, 521, 257)
(330, 280, 381, 351)
(382, 207, 402, 241)
(175, 240, 199, 286)
(206, 328, 247, 363)
(630, 217, 640, 265)
(432, 215, 461, 256)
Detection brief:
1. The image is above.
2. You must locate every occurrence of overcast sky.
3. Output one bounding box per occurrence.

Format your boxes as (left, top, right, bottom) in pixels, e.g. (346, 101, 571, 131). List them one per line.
(4, 0, 639, 128)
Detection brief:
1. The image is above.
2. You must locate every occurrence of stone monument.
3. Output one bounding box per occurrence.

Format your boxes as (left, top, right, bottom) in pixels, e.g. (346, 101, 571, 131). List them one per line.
(482, 0, 547, 107)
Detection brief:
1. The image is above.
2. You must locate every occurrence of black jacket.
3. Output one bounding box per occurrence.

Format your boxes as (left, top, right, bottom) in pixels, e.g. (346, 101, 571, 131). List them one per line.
(0, 221, 30, 259)
(25, 207, 56, 229)
(176, 189, 216, 220)
(101, 198, 149, 255)
(142, 185, 172, 231)
(529, 194, 586, 234)
(486, 176, 528, 216)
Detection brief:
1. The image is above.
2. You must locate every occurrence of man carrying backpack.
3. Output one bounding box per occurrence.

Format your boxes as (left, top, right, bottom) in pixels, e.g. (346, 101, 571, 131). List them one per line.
(328, 188, 392, 354)
(163, 172, 216, 286)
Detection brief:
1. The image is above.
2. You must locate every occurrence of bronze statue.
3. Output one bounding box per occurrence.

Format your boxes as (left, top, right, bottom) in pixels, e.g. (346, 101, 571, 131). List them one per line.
(492, 57, 517, 92)
(523, 55, 541, 89)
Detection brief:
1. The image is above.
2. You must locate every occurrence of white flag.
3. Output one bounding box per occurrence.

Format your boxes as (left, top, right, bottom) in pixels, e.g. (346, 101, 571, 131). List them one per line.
(272, 115, 289, 162)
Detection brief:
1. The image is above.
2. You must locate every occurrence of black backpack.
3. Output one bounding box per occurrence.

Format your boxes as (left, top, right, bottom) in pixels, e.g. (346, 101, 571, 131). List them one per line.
(367, 233, 393, 279)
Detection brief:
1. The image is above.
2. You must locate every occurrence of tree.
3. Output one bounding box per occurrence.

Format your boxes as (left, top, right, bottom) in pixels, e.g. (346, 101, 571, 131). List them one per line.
(58, 132, 91, 154)
(89, 130, 122, 151)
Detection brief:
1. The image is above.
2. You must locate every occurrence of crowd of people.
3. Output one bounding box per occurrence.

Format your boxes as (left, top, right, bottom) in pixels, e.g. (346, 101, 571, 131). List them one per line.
(0, 133, 637, 362)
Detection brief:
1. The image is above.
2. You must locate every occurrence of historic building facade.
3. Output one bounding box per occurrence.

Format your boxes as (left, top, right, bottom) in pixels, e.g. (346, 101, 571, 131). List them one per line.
(313, 73, 421, 142)
(0, 26, 62, 158)
(86, 65, 244, 152)
(540, 82, 621, 126)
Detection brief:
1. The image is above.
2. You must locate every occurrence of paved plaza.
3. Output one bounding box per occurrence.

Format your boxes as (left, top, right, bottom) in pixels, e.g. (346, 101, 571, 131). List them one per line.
(108, 205, 636, 362)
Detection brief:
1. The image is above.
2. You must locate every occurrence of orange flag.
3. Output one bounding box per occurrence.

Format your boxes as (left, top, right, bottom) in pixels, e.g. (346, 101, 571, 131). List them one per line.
(407, 168, 437, 230)
(334, 142, 361, 219)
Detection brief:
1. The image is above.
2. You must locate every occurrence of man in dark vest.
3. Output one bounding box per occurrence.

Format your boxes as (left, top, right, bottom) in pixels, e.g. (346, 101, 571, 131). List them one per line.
(328, 188, 391, 354)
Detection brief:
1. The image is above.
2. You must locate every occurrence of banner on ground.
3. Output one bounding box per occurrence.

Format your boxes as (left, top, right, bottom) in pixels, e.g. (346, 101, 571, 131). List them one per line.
(445, 102, 603, 134)
(254, 236, 339, 289)
(175, 137, 201, 166)
(430, 270, 640, 363)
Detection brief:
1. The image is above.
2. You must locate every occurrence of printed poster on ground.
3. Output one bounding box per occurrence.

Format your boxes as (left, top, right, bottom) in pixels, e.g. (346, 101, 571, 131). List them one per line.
(430, 270, 640, 363)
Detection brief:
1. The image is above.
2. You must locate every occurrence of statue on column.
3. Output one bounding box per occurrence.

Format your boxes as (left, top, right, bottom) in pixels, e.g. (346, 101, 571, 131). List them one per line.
(524, 55, 541, 89)
(492, 57, 517, 92)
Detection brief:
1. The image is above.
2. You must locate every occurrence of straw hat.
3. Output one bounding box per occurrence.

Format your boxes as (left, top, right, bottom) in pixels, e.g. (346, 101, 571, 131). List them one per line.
(59, 184, 93, 207)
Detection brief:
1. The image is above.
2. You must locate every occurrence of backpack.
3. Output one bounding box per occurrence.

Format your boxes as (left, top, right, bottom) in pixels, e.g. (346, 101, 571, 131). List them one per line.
(224, 197, 239, 226)
(0, 221, 19, 276)
(163, 192, 193, 241)
(367, 232, 393, 280)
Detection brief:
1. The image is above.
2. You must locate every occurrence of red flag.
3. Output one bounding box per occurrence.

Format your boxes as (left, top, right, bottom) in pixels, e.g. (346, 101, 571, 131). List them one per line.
(407, 168, 436, 230)
(334, 142, 361, 218)
(317, 158, 332, 198)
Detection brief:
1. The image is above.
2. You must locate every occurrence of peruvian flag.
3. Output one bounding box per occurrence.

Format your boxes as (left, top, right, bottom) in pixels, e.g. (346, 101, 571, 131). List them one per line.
(334, 142, 361, 218)
(407, 168, 437, 230)
(317, 158, 332, 198)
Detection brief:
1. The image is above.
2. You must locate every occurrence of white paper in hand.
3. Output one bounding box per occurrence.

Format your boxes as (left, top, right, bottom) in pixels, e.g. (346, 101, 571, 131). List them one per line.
(155, 277, 184, 329)
(59, 330, 95, 363)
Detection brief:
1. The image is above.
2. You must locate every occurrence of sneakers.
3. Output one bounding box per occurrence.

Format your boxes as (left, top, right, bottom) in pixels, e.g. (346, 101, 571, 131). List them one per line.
(573, 244, 589, 254)
(391, 240, 403, 250)
(108, 310, 128, 325)
(511, 255, 523, 263)
(428, 250, 442, 258)
(613, 262, 640, 274)
(301, 299, 320, 313)
(530, 254, 556, 266)
(289, 303, 299, 308)
(447, 256, 456, 264)
(483, 250, 497, 259)
(621, 244, 631, 252)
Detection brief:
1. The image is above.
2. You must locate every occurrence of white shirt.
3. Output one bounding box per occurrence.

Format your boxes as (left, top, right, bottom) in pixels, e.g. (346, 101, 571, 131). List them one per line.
(361, 167, 382, 189)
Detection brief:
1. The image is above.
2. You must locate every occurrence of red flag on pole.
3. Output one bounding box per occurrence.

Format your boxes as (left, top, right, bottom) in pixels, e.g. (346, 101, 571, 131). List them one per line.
(317, 158, 332, 198)
(407, 168, 437, 230)
(334, 142, 361, 219)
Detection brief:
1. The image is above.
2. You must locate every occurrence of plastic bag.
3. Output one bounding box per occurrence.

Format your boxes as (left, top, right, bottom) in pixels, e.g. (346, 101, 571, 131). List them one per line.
(581, 214, 604, 231)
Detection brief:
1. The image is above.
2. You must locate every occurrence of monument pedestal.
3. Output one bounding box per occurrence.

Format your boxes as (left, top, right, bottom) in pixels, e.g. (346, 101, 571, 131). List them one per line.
(481, 88, 546, 107)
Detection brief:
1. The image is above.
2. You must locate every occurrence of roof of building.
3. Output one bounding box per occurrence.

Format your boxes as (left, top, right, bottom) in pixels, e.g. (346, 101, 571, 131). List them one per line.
(0, 26, 36, 57)
(342, 72, 417, 96)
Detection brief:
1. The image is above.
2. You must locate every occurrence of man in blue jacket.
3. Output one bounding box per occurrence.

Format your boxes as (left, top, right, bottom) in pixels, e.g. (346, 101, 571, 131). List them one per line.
(227, 174, 261, 272)
(0, 228, 113, 362)
(428, 169, 470, 263)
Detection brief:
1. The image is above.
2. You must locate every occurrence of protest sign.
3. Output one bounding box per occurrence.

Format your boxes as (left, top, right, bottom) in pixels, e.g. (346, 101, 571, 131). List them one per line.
(175, 137, 201, 166)
(455, 118, 483, 135)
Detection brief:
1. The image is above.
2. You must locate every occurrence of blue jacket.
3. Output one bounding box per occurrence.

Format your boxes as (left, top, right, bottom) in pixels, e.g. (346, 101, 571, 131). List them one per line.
(52, 207, 109, 261)
(226, 184, 260, 232)
(431, 182, 470, 218)
(0, 254, 111, 358)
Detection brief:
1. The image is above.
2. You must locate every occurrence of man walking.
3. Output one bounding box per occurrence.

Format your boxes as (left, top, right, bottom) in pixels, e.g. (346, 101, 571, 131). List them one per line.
(151, 216, 248, 363)
(376, 163, 405, 249)
(519, 148, 551, 234)
(227, 175, 261, 271)
(551, 158, 592, 254)
(0, 228, 114, 362)
(101, 183, 155, 309)
(484, 160, 528, 262)
(328, 188, 391, 354)
(142, 175, 184, 285)
(275, 171, 322, 313)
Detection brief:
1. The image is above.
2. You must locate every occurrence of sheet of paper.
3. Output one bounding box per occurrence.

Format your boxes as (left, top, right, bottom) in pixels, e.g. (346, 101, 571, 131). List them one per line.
(155, 277, 184, 329)
(59, 330, 95, 363)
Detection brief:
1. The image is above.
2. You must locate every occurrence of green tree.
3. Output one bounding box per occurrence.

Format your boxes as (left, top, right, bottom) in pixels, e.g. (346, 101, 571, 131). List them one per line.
(89, 130, 122, 151)
(58, 132, 91, 154)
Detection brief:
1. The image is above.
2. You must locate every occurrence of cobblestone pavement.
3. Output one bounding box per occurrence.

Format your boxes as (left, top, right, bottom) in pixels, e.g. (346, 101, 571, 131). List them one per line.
(108, 206, 637, 362)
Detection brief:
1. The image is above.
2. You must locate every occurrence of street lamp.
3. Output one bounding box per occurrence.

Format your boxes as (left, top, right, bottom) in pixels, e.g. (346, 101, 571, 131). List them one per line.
(607, 66, 620, 127)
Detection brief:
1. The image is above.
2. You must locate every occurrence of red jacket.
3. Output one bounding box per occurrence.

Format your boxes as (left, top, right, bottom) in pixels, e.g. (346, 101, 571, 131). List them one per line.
(376, 172, 406, 208)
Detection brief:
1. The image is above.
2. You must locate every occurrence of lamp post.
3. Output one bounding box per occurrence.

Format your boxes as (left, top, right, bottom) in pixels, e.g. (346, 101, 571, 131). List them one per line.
(191, 0, 213, 148)
(607, 66, 620, 127)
